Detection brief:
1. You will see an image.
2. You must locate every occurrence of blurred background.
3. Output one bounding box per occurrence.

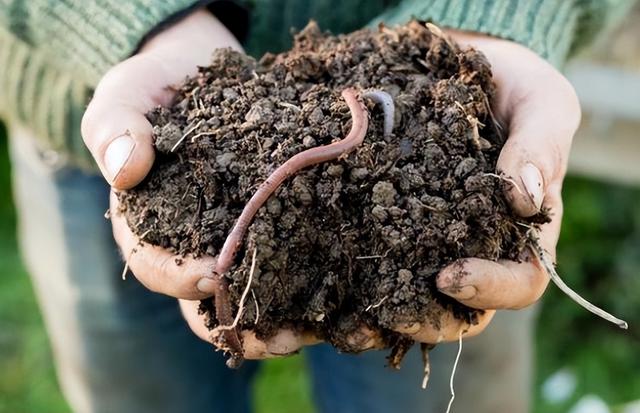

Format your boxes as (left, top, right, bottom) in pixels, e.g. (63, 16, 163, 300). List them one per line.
(1, 6, 639, 413)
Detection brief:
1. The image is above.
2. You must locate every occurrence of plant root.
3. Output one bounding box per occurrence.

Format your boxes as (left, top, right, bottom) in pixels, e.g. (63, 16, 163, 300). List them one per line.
(213, 248, 258, 335)
(528, 229, 628, 329)
(420, 343, 436, 389)
(211, 87, 370, 366)
(445, 330, 464, 413)
(251, 290, 260, 324)
(121, 248, 136, 281)
(171, 119, 203, 152)
(483, 173, 525, 196)
(365, 295, 389, 312)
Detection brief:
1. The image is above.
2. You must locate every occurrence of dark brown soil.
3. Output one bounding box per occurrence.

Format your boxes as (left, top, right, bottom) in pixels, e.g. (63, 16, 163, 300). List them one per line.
(118, 21, 547, 364)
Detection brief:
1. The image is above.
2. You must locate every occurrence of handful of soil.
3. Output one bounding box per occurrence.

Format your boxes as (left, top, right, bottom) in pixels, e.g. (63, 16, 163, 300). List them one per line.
(118, 21, 548, 367)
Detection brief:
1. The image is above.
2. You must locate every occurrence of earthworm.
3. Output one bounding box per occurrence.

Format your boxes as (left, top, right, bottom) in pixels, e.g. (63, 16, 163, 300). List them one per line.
(212, 87, 396, 365)
(211, 278, 243, 367)
(216, 88, 368, 276)
(361, 90, 395, 137)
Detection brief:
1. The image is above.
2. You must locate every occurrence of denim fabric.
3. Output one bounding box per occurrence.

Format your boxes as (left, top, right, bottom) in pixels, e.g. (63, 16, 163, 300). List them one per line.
(9, 127, 536, 413)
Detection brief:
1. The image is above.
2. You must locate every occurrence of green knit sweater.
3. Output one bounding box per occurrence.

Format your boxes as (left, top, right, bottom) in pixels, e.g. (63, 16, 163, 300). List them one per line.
(0, 0, 634, 170)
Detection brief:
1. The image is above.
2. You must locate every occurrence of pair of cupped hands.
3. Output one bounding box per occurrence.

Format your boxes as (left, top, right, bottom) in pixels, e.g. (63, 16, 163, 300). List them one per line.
(81, 10, 580, 358)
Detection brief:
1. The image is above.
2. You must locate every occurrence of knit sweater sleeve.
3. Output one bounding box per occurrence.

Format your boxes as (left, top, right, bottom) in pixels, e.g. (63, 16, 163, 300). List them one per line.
(0, 0, 246, 86)
(371, 0, 635, 67)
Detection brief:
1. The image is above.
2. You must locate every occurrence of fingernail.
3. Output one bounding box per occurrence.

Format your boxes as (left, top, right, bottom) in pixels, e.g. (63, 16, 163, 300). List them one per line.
(104, 134, 135, 182)
(520, 162, 544, 211)
(197, 277, 218, 294)
(438, 284, 477, 300)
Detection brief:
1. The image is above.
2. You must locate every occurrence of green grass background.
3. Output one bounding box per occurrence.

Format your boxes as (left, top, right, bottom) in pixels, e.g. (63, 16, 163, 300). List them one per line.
(0, 123, 638, 412)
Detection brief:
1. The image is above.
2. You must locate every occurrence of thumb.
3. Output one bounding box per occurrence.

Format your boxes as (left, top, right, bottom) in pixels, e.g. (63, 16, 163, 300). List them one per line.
(81, 10, 243, 189)
(81, 51, 181, 189)
(81, 88, 156, 189)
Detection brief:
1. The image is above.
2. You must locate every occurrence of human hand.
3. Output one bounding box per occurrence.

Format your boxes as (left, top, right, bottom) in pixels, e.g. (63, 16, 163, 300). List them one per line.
(180, 30, 581, 354)
(109, 190, 322, 359)
(82, 10, 314, 358)
(82, 9, 242, 189)
(393, 30, 580, 344)
(82, 10, 242, 300)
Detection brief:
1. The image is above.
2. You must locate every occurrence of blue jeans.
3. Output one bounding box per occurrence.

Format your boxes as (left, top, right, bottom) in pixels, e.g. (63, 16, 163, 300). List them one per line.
(9, 126, 536, 413)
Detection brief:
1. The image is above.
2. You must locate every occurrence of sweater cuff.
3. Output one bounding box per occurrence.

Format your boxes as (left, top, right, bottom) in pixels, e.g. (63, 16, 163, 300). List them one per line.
(371, 0, 580, 67)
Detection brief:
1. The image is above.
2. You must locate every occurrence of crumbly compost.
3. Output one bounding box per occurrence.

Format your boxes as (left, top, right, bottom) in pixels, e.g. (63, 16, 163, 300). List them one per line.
(118, 21, 547, 361)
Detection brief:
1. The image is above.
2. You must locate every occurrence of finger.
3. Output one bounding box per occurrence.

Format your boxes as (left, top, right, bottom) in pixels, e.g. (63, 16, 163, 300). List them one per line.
(241, 330, 321, 359)
(110, 191, 217, 299)
(82, 99, 156, 189)
(447, 32, 580, 217)
(81, 54, 172, 189)
(436, 255, 548, 310)
(434, 227, 558, 312)
(179, 299, 320, 358)
(494, 64, 580, 217)
(394, 309, 495, 343)
(436, 163, 564, 310)
(344, 325, 385, 352)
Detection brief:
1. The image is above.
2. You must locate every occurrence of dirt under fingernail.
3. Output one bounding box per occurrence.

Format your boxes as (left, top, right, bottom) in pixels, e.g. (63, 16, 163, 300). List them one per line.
(117, 21, 549, 364)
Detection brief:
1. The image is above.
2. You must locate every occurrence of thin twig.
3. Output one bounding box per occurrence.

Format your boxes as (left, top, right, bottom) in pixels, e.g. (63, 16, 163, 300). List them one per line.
(191, 86, 200, 110)
(171, 119, 203, 152)
(516, 221, 534, 230)
(445, 331, 464, 413)
(454, 101, 485, 150)
(251, 289, 260, 325)
(355, 254, 384, 260)
(421, 351, 430, 389)
(420, 343, 435, 389)
(190, 131, 216, 143)
(121, 248, 137, 280)
(529, 230, 628, 329)
(483, 173, 525, 196)
(365, 296, 389, 311)
(277, 102, 301, 112)
(121, 228, 152, 280)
